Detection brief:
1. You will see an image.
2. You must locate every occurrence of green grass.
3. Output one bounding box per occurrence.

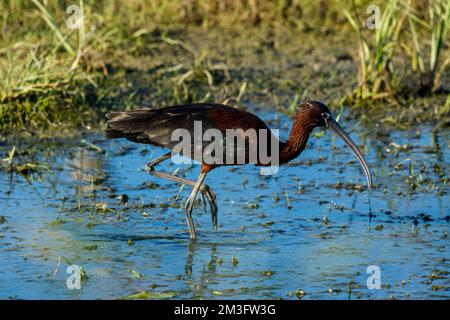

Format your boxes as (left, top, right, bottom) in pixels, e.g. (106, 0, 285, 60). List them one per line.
(342, 0, 450, 103)
(342, 0, 404, 102)
(404, 0, 450, 92)
(0, 0, 449, 134)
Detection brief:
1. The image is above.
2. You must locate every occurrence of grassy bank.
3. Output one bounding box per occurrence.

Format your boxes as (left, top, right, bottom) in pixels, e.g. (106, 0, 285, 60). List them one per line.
(0, 0, 449, 135)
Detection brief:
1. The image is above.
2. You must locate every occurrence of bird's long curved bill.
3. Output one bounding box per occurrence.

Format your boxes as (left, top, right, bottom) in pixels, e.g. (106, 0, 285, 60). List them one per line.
(326, 117, 372, 189)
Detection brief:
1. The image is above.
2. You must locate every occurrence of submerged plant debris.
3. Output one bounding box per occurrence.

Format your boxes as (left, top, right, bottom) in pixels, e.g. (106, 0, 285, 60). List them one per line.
(0, 110, 448, 299)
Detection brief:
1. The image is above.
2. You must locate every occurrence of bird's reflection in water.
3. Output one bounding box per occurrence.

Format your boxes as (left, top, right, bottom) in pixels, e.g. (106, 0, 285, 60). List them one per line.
(70, 149, 105, 197)
(184, 242, 219, 298)
(185, 242, 195, 276)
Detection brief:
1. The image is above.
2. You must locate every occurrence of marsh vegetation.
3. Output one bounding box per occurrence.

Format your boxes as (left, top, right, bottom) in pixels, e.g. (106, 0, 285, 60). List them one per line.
(0, 0, 449, 133)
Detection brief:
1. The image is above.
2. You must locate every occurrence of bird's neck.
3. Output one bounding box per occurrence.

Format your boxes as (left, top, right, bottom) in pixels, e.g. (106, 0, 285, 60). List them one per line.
(279, 114, 315, 164)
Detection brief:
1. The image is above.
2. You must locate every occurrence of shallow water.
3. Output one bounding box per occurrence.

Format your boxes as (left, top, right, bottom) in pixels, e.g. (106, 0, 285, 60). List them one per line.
(0, 109, 448, 299)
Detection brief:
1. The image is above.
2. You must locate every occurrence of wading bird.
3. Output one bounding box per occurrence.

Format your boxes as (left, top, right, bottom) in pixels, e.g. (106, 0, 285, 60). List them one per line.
(106, 100, 372, 240)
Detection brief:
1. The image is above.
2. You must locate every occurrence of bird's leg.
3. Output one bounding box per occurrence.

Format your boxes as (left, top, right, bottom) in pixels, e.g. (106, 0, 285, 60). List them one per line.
(144, 153, 218, 230)
(147, 170, 218, 229)
(145, 152, 172, 172)
(185, 172, 207, 240)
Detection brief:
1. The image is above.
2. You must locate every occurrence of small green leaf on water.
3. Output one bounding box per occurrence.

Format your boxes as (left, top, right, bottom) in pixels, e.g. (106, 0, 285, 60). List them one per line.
(212, 290, 224, 296)
(432, 285, 449, 291)
(80, 139, 105, 154)
(262, 221, 274, 228)
(79, 266, 88, 281)
(125, 290, 176, 299)
(130, 269, 143, 279)
(375, 224, 384, 231)
(262, 270, 273, 277)
(245, 203, 259, 209)
(59, 257, 89, 281)
(50, 218, 65, 226)
(83, 244, 98, 251)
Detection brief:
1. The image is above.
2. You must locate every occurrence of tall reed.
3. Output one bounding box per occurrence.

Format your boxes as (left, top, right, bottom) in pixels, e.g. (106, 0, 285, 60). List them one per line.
(403, 0, 450, 92)
(342, 0, 405, 101)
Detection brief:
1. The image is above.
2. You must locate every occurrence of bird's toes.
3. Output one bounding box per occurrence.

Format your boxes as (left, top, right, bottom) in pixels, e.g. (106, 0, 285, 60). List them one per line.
(200, 193, 208, 213)
(202, 185, 216, 200)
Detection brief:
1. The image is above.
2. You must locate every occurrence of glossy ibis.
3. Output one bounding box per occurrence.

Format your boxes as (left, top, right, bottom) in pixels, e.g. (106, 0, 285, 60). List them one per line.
(106, 100, 372, 240)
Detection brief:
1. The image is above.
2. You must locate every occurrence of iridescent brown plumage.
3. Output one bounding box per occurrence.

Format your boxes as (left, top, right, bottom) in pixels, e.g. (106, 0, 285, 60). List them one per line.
(106, 100, 372, 240)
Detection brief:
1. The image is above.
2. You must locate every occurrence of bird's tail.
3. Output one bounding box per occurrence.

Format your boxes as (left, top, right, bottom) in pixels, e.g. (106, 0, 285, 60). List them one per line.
(105, 109, 155, 140)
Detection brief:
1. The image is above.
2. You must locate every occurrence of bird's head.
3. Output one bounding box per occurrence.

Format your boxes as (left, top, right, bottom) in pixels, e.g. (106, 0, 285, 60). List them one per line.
(296, 100, 331, 127)
(297, 100, 372, 189)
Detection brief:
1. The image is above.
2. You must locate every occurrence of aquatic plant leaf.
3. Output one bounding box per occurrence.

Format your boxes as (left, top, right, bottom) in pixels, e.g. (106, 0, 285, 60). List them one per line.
(125, 291, 175, 299)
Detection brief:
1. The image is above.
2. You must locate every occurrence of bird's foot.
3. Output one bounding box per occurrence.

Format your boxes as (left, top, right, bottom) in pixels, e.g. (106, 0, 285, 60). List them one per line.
(144, 162, 155, 173)
(201, 184, 218, 229)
